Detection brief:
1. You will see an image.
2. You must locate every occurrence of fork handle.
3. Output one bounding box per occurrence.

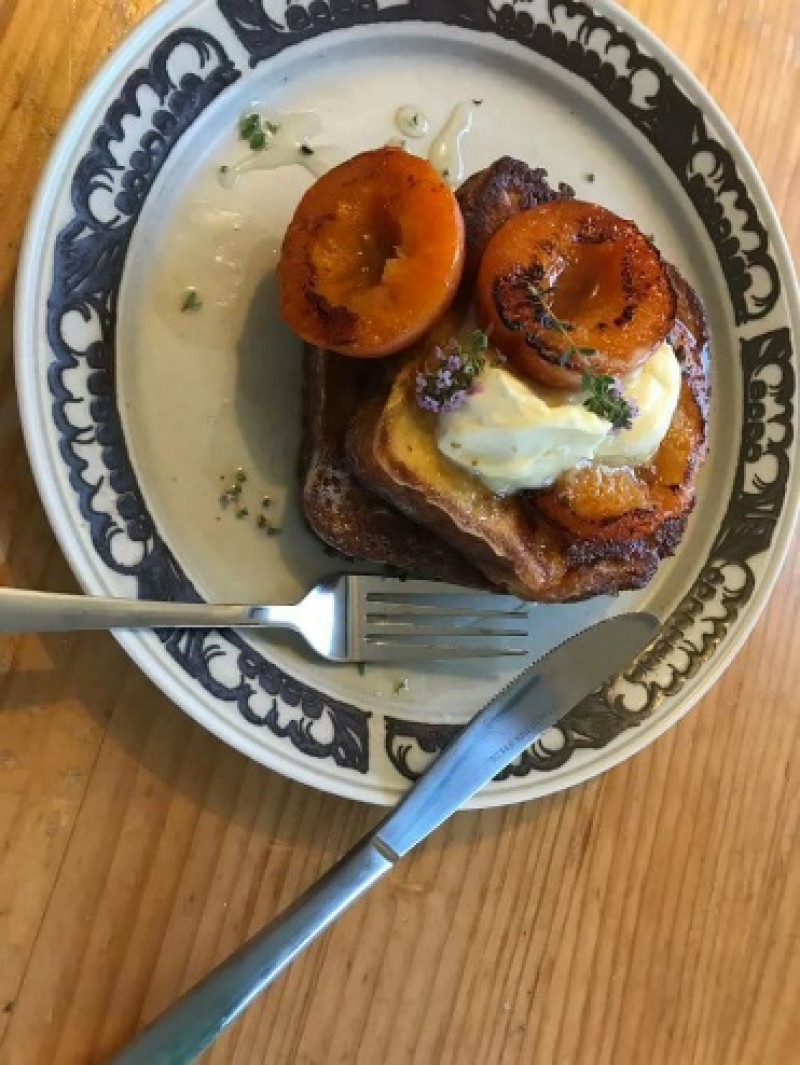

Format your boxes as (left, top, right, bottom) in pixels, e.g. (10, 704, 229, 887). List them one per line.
(0, 588, 298, 633)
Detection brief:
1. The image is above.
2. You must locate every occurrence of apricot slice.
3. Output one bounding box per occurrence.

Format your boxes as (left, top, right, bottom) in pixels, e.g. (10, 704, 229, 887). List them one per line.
(475, 200, 676, 388)
(278, 148, 465, 357)
(534, 264, 709, 549)
(535, 371, 705, 545)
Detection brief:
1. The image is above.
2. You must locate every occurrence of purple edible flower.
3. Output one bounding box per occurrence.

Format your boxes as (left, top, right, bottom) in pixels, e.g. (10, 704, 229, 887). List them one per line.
(441, 390, 467, 412)
(610, 396, 640, 434)
(415, 330, 492, 415)
(417, 393, 441, 413)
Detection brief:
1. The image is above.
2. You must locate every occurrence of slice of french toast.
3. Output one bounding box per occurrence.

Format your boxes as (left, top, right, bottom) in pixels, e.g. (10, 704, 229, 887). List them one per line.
(300, 158, 709, 598)
(299, 158, 573, 585)
(345, 267, 708, 601)
(300, 339, 490, 585)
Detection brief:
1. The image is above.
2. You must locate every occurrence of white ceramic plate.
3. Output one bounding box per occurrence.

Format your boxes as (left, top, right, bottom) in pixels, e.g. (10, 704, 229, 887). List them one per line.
(15, 0, 799, 805)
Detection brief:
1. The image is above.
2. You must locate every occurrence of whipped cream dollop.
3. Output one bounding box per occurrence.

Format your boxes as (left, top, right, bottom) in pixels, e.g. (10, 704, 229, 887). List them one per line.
(436, 342, 682, 494)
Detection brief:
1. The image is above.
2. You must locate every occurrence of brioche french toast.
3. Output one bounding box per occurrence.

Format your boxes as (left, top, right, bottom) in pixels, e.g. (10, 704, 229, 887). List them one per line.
(299, 157, 573, 584)
(300, 345, 489, 585)
(296, 156, 709, 600)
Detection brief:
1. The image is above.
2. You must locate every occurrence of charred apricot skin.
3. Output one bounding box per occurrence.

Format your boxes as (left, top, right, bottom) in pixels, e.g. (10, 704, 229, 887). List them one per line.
(535, 374, 704, 544)
(533, 269, 709, 552)
(475, 200, 676, 388)
(278, 148, 465, 357)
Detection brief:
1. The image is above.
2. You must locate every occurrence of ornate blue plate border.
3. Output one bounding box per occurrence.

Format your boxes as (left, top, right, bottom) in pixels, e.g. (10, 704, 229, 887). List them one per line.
(43, 0, 795, 784)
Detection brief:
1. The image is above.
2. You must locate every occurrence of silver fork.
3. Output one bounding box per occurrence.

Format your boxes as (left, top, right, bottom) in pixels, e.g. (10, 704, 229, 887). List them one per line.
(0, 575, 530, 661)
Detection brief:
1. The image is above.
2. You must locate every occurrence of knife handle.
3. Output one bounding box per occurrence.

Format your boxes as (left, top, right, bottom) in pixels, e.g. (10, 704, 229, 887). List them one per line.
(109, 839, 393, 1065)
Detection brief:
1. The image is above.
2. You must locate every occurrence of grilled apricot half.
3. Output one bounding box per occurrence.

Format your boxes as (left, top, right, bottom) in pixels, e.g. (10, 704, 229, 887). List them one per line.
(535, 373, 704, 546)
(278, 148, 465, 357)
(533, 264, 709, 553)
(475, 200, 676, 388)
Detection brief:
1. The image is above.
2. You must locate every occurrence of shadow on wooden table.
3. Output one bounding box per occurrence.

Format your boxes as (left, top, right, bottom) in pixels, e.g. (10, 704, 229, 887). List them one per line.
(0, 597, 565, 839)
(1, 282, 581, 1065)
(1, 281, 568, 846)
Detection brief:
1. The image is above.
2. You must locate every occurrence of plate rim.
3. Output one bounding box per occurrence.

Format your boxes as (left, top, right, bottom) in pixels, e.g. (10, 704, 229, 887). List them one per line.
(14, 0, 800, 806)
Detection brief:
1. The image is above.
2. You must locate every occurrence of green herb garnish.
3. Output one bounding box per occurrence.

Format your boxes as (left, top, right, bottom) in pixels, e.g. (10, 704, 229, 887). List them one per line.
(582, 373, 637, 432)
(524, 280, 636, 434)
(181, 287, 202, 312)
(470, 329, 489, 352)
(526, 281, 597, 365)
(239, 113, 261, 140)
(238, 113, 271, 151)
(300, 143, 314, 156)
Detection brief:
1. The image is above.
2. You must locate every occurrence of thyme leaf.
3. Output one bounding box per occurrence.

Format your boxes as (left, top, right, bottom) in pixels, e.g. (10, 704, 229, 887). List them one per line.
(582, 373, 637, 432)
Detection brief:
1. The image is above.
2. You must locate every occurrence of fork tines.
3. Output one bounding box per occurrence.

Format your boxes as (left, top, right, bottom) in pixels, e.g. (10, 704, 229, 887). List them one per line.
(351, 576, 531, 661)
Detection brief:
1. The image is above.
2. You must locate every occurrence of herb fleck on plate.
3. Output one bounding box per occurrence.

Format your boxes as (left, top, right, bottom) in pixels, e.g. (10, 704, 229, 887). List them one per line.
(181, 287, 202, 312)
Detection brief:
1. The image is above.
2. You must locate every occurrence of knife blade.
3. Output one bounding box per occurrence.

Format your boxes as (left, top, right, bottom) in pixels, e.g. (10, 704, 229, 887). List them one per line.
(111, 611, 659, 1065)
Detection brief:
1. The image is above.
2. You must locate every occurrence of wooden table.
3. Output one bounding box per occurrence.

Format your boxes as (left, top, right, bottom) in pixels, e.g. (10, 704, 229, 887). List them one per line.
(0, 2, 798, 1062)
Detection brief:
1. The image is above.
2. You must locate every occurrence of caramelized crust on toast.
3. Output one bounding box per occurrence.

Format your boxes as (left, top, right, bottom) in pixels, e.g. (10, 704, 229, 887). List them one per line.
(456, 157, 574, 281)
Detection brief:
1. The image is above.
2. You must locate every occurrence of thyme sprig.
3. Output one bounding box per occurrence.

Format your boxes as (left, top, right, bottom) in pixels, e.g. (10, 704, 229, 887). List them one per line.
(180, 287, 202, 312)
(582, 374, 638, 432)
(526, 282, 637, 432)
(525, 282, 597, 366)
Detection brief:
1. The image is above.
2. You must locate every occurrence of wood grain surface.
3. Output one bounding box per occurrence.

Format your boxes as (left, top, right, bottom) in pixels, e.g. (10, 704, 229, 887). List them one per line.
(0, 2, 798, 1063)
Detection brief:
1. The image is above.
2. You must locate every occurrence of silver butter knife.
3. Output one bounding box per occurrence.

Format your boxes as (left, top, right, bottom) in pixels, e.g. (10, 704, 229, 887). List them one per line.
(111, 612, 659, 1065)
